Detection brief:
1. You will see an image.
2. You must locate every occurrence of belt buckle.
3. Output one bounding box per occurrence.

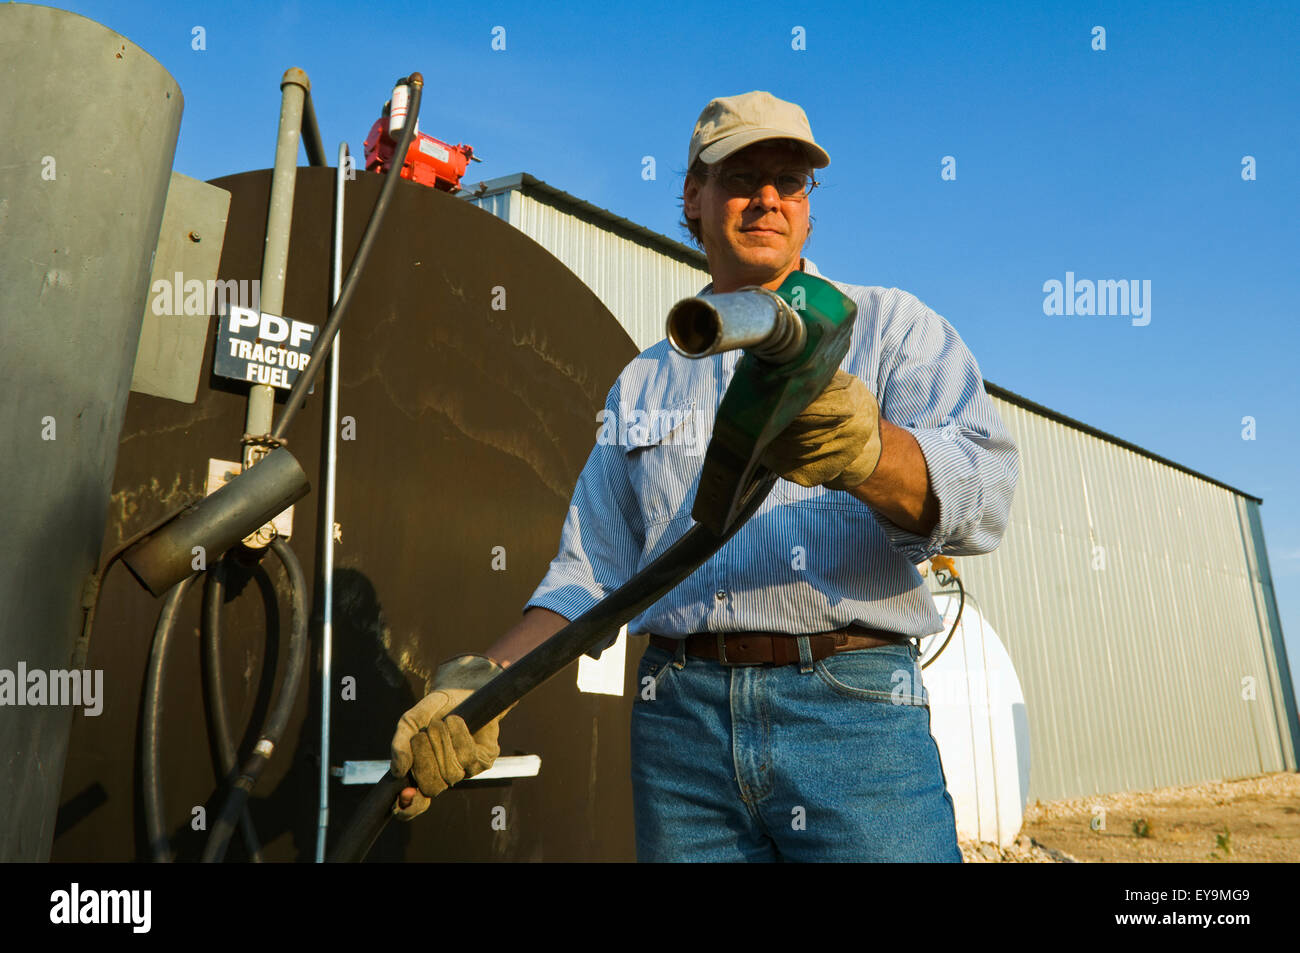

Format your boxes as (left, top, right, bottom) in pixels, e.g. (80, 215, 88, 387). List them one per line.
(715, 632, 764, 667)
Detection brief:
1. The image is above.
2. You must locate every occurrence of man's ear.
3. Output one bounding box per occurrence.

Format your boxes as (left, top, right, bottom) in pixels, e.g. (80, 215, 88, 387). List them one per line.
(683, 174, 701, 218)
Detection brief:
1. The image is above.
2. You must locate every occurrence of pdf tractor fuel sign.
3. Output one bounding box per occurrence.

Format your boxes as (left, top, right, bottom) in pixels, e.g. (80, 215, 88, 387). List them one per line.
(214, 306, 320, 389)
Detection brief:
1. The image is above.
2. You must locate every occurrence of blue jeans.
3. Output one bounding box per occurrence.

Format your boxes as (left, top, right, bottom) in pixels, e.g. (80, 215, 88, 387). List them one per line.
(629, 637, 962, 862)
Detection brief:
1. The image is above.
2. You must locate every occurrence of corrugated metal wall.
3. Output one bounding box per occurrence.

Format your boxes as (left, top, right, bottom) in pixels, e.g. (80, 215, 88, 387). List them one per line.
(952, 397, 1297, 801)
(464, 176, 1299, 803)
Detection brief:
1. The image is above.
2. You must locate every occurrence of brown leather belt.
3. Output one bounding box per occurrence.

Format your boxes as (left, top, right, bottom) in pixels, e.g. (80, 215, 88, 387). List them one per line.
(648, 625, 913, 667)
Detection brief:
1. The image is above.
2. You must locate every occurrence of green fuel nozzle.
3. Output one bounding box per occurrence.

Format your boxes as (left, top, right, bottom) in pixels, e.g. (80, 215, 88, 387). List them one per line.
(666, 270, 859, 536)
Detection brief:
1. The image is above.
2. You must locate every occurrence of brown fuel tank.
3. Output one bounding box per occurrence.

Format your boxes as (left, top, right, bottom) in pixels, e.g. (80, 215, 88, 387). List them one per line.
(51, 167, 640, 862)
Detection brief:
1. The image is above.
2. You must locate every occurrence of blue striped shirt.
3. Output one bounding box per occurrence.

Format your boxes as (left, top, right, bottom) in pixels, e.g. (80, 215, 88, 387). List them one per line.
(525, 258, 1020, 657)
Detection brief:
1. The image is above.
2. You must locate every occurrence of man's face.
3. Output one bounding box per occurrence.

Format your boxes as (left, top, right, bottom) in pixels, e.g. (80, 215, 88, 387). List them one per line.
(683, 140, 814, 293)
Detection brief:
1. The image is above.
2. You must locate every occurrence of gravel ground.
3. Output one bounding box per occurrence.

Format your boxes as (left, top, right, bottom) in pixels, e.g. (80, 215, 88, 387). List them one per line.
(959, 834, 1081, 863)
(964, 771, 1300, 863)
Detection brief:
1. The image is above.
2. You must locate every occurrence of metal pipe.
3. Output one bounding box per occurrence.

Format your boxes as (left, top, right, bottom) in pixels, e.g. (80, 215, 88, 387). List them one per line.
(121, 447, 310, 597)
(666, 286, 806, 363)
(120, 67, 324, 592)
(315, 142, 349, 863)
(245, 68, 310, 474)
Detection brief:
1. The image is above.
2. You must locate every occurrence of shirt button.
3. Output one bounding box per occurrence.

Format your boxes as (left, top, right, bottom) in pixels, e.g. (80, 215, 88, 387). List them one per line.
(715, 590, 727, 601)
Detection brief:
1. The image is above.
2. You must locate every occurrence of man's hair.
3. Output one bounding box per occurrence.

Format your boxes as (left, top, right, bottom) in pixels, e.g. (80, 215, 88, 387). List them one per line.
(679, 157, 711, 249)
(678, 139, 816, 250)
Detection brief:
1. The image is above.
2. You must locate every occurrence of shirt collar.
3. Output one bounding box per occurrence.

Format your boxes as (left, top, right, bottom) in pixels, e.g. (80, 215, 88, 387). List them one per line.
(697, 257, 820, 296)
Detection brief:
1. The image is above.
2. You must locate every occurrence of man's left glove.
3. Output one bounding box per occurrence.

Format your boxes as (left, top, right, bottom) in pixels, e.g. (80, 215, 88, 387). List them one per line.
(760, 369, 883, 491)
(389, 654, 514, 820)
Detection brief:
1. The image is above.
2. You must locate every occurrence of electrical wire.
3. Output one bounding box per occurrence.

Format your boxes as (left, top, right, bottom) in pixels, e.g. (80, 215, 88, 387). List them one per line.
(921, 570, 965, 671)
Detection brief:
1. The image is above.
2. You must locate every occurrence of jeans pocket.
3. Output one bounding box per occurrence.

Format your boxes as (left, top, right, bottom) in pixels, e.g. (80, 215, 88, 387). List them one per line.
(635, 644, 676, 702)
(814, 645, 928, 706)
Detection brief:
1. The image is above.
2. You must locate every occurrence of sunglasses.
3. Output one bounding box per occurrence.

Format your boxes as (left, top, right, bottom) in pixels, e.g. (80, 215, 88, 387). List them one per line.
(706, 166, 818, 198)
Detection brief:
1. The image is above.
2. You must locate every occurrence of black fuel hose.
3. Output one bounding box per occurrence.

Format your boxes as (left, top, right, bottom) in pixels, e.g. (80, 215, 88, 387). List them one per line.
(202, 558, 264, 861)
(142, 575, 196, 862)
(327, 472, 778, 863)
(201, 537, 310, 862)
(270, 72, 424, 443)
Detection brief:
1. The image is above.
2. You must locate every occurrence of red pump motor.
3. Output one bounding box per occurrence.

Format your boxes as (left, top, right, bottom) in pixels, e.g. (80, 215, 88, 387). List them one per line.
(363, 79, 479, 192)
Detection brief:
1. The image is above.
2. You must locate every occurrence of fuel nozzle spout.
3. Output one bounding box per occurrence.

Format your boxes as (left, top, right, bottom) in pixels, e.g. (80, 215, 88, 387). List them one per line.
(666, 286, 806, 364)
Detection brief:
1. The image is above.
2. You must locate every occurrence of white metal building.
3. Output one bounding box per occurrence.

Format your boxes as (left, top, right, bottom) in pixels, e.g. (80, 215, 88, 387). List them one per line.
(459, 173, 1300, 803)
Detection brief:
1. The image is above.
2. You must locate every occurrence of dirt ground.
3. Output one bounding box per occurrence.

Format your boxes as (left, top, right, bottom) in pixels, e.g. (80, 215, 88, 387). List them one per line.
(965, 771, 1300, 863)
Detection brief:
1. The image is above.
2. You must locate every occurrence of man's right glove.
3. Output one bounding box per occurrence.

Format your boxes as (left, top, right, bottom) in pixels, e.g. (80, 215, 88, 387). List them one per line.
(389, 654, 514, 820)
(760, 369, 883, 491)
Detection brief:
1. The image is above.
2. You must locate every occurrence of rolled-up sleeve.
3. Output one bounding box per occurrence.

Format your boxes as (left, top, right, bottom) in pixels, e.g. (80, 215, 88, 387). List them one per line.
(870, 296, 1020, 563)
(524, 378, 646, 658)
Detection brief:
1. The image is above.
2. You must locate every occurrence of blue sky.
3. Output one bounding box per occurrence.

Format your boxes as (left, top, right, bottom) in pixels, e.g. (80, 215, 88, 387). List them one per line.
(53, 0, 1300, 699)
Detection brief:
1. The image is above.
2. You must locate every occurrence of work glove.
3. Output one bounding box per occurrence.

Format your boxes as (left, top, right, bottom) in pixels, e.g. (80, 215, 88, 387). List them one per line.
(760, 369, 883, 491)
(389, 654, 514, 820)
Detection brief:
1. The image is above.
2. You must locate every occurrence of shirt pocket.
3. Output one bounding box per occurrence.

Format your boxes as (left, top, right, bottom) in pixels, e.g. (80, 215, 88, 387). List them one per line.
(622, 399, 701, 527)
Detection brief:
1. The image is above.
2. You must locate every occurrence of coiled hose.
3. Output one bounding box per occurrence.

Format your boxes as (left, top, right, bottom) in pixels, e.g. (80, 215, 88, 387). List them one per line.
(202, 556, 263, 862)
(141, 539, 309, 862)
(142, 575, 196, 863)
(201, 537, 309, 862)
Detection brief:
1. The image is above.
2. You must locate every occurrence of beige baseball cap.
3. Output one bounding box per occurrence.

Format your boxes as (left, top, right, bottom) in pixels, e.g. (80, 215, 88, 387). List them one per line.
(687, 90, 830, 169)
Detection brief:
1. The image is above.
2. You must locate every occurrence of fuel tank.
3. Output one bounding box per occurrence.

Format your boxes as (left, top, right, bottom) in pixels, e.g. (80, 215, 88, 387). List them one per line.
(51, 167, 640, 861)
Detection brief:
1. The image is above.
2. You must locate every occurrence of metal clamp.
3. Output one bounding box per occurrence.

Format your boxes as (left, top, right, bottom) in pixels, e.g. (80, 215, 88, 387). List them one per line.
(241, 432, 290, 455)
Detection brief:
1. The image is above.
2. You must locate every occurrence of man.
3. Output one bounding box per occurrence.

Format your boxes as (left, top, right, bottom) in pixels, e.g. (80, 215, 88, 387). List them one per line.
(390, 91, 1020, 862)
